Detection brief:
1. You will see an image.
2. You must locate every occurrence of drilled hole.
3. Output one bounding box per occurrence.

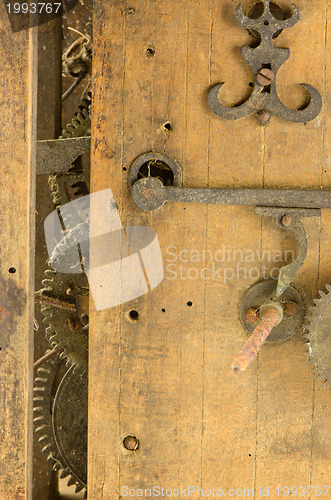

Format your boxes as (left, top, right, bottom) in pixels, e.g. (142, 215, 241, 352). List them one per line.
(122, 166, 127, 171)
(249, 82, 254, 87)
(137, 160, 174, 186)
(264, 20, 269, 25)
(163, 121, 172, 131)
(8, 267, 16, 274)
(161, 308, 166, 312)
(123, 436, 139, 451)
(187, 301, 193, 307)
(146, 47, 155, 57)
(129, 310, 139, 321)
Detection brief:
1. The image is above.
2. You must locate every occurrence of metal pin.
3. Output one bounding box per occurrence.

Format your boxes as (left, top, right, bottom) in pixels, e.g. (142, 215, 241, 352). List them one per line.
(35, 294, 77, 312)
(231, 303, 283, 373)
(34, 348, 58, 371)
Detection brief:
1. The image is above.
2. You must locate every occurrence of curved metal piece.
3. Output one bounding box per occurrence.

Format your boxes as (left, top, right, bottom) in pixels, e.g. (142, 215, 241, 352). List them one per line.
(208, 0, 322, 125)
(274, 218, 308, 298)
(267, 83, 323, 124)
(207, 83, 254, 121)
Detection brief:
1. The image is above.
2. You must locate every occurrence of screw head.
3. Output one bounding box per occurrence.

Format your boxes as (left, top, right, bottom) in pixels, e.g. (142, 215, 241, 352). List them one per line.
(256, 68, 275, 86)
(257, 110, 271, 126)
(123, 436, 139, 451)
(283, 301, 300, 317)
(281, 214, 292, 227)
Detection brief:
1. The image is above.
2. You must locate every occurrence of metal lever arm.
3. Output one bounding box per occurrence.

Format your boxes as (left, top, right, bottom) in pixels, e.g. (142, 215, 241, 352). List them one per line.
(132, 177, 331, 212)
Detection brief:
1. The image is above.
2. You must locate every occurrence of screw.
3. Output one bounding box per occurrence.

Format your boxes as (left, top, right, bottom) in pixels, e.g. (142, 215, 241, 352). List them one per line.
(256, 110, 271, 126)
(246, 307, 260, 324)
(231, 302, 283, 373)
(256, 68, 275, 86)
(283, 301, 300, 317)
(123, 436, 139, 451)
(281, 214, 292, 227)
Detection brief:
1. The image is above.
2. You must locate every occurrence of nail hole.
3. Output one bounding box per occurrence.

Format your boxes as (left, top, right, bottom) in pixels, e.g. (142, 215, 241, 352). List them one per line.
(187, 301, 193, 307)
(123, 435, 139, 451)
(264, 20, 269, 25)
(122, 167, 127, 171)
(161, 308, 166, 312)
(8, 267, 16, 274)
(129, 310, 139, 321)
(146, 47, 155, 58)
(249, 82, 254, 87)
(248, 454, 252, 457)
(163, 121, 172, 131)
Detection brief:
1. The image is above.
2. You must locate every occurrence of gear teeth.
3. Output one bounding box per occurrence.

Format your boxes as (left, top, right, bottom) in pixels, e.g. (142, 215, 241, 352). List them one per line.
(34, 352, 86, 494)
(67, 476, 77, 487)
(60, 469, 70, 479)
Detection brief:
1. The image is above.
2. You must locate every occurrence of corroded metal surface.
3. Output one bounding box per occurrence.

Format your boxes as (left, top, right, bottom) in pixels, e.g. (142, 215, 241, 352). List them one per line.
(232, 303, 283, 373)
(34, 355, 87, 494)
(305, 286, 331, 391)
(207, 0, 322, 124)
(132, 176, 331, 212)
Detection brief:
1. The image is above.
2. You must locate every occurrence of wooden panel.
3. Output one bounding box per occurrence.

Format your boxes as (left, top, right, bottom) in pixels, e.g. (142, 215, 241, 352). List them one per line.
(0, 5, 37, 499)
(90, 1, 330, 497)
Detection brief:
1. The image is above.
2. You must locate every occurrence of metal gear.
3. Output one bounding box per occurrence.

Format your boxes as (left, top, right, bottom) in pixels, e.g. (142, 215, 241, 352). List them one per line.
(37, 94, 91, 370)
(39, 268, 89, 372)
(33, 353, 87, 495)
(60, 91, 91, 139)
(305, 285, 331, 390)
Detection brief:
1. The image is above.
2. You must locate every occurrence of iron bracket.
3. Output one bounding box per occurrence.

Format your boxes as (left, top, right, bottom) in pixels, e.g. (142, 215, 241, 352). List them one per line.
(207, 0, 322, 125)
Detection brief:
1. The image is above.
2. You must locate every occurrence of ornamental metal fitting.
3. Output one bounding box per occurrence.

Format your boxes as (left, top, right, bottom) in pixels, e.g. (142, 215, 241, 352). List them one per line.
(207, 0, 322, 125)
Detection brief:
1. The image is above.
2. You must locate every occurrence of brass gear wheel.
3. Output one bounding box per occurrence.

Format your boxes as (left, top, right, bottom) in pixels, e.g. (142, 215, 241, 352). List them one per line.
(34, 353, 87, 495)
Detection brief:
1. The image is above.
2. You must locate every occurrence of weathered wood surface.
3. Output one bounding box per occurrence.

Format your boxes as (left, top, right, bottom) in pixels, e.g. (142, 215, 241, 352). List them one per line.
(90, 1, 330, 498)
(0, 4, 37, 499)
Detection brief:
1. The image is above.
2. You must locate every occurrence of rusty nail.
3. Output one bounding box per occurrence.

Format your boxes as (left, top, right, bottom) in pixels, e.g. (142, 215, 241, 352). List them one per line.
(34, 348, 58, 371)
(256, 110, 271, 125)
(283, 301, 300, 317)
(256, 68, 275, 86)
(281, 214, 292, 227)
(123, 436, 139, 451)
(246, 307, 260, 324)
(35, 294, 77, 312)
(231, 303, 283, 373)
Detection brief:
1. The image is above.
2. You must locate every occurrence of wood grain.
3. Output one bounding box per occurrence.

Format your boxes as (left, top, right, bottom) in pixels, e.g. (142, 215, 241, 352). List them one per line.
(0, 4, 37, 499)
(90, 1, 330, 497)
